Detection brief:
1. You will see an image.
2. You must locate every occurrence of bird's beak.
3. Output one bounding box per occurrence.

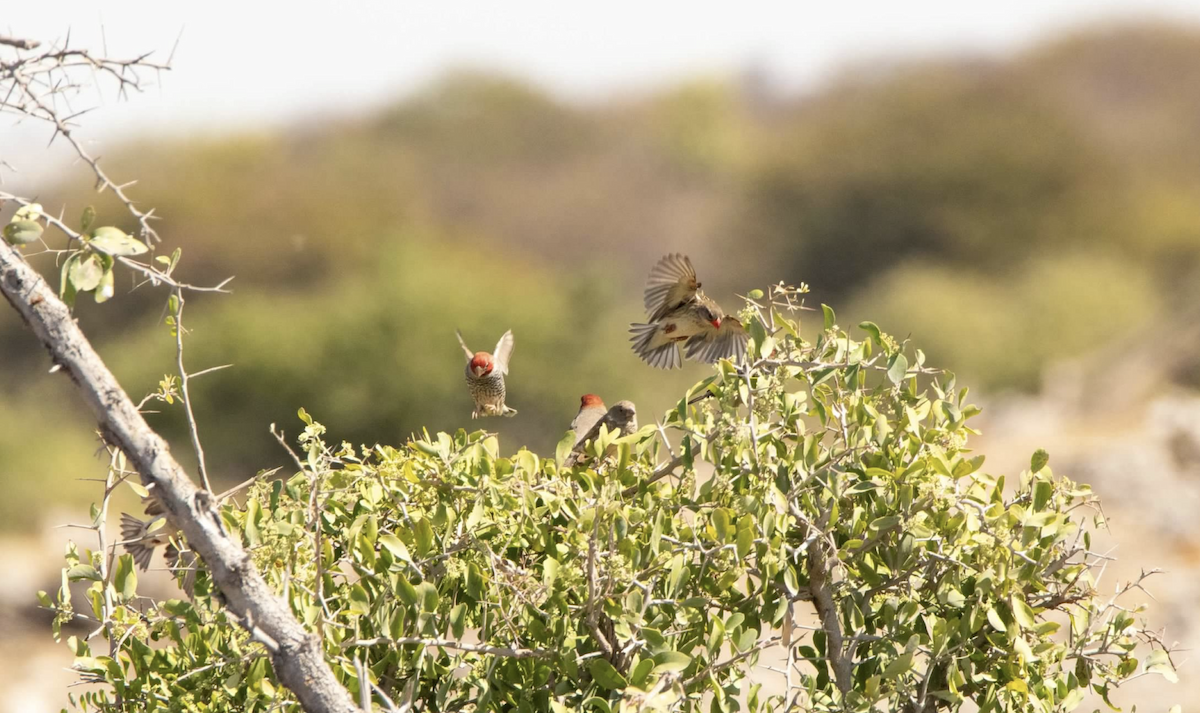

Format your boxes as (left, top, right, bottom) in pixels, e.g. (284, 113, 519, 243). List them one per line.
(711, 318, 722, 329)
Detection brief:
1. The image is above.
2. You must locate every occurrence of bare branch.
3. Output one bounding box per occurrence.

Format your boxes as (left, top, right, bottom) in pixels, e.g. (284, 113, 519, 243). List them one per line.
(2, 38, 171, 243)
(0, 36, 41, 50)
(172, 289, 213, 491)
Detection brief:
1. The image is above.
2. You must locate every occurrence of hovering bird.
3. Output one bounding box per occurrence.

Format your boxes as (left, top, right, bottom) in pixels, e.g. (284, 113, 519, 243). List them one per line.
(564, 400, 639, 468)
(456, 328, 517, 418)
(571, 394, 608, 446)
(629, 253, 748, 369)
(119, 494, 198, 595)
(118, 472, 272, 596)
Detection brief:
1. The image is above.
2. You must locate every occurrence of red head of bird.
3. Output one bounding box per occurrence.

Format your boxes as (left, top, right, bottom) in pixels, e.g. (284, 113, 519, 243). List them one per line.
(580, 394, 605, 409)
(470, 352, 494, 378)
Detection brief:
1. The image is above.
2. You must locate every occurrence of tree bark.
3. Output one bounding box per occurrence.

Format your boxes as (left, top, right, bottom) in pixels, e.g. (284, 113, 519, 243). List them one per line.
(0, 240, 358, 713)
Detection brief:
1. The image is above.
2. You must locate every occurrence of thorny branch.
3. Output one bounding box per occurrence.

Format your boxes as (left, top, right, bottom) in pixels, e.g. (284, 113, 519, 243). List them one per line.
(2, 33, 171, 243)
(2, 32, 356, 713)
(0, 237, 358, 712)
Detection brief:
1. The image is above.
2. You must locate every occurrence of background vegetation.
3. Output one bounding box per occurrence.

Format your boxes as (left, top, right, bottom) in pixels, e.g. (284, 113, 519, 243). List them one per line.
(3, 23, 1199, 532)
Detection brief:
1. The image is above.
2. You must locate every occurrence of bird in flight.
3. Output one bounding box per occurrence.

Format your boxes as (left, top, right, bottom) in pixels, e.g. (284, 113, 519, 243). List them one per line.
(456, 328, 518, 418)
(630, 253, 748, 369)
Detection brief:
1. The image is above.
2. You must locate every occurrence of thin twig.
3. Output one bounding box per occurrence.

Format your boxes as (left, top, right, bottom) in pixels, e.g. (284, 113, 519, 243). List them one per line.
(172, 289, 212, 491)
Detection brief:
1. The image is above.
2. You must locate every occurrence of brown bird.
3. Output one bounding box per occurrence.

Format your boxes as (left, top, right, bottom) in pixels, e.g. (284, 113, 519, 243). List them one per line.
(564, 400, 639, 468)
(456, 328, 517, 418)
(630, 254, 748, 369)
(571, 394, 609, 446)
(119, 495, 198, 596)
(118, 472, 271, 595)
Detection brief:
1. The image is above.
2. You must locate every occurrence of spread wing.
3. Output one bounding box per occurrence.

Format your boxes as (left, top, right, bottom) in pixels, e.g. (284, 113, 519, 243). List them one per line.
(684, 318, 748, 365)
(644, 254, 699, 322)
(492, 330, 515, 375)
(455, 329, 474, 362)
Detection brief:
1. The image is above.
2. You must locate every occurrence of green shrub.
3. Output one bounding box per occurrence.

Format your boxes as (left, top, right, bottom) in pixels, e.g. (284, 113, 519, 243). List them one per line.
(49, 286, 1171, 712)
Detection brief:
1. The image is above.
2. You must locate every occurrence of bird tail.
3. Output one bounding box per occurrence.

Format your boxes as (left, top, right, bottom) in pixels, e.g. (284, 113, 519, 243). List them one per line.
(119, 513, 156, 571)
(629, 323, 681, 369)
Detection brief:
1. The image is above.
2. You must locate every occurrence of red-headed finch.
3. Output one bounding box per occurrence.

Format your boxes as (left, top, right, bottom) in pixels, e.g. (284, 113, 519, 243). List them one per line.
(571, 394, 608, 446)
(456, 328, 517, 418)
(630, 253, 748, 369)
(564, 400, 639, 468)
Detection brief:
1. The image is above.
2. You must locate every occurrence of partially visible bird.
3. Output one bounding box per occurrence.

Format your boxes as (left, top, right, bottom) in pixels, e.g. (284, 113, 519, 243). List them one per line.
(564, 400, 639, 468)
(629, 253, 748, 369)
(119, 495, 198, 596)
(119, 498, 174, 571)
(571, 394, 608, 446)
(456, 328, 517, 418)
(118, 472, 271, 596)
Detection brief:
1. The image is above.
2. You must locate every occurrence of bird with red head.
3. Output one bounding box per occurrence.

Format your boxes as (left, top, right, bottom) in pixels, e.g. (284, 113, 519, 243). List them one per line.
(456, 328, 518, 418)
(630, 254, 749, 369)
(571, 394, 608, 446)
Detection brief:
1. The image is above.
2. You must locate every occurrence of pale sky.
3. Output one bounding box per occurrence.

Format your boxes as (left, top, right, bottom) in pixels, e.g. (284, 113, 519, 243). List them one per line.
(5, 0, 1200, 185)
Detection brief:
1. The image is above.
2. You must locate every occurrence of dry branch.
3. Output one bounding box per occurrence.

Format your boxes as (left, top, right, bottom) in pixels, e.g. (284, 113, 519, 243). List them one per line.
(0, 240, 357, 712)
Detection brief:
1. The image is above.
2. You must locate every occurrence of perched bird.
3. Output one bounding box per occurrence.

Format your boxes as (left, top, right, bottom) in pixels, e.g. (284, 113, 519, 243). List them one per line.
(456, 329, 517, 418)
(564, 400, 639, 468)
(571, 394, 609, 446)
(630, 253, 748, 369)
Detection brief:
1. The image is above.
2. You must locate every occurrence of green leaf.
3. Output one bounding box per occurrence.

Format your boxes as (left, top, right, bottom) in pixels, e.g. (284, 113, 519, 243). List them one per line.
(94, 267, 115, 303)
(1011, 596, 1036, 629)
(630, 658, 654, 686)
(87, 227, 148, 256)
(379, 534, 412, 563)
(543, 557, 560, 590)
(67, 564, 102, 582)
(555, 430, 575, 468)
(1032, 480, 1053, 511)
(712, 508, 732, 543)
(1030, 448, 1049, 474)
(4, 220, 44, 245)
(113, 554, 137, 600)
(13, 203, 42, 222)
(736, 516, 754, 559)
(59, 254, 78, 308)
(449, 603, 467, 639)
(986, 607, 1007, 633)
(244, 499, 262, 546)
(869, 515, 902, 531)
(347, 584, 371, 616)
(821, 303, 836, 331)
(651, 650, 692, 673)
(416, 581, 439, 612)
(69, 253, 105, 292)
(588, 659, 627, 690)
(858, 321, 883, 346)
(887, 353, 909, 385)
(80, 205, 96, 232)
(413, 517, 434, 557)
(394, 575, 419, 607)
(747, 288, 764, 300)
(883, 651, 913, 679)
